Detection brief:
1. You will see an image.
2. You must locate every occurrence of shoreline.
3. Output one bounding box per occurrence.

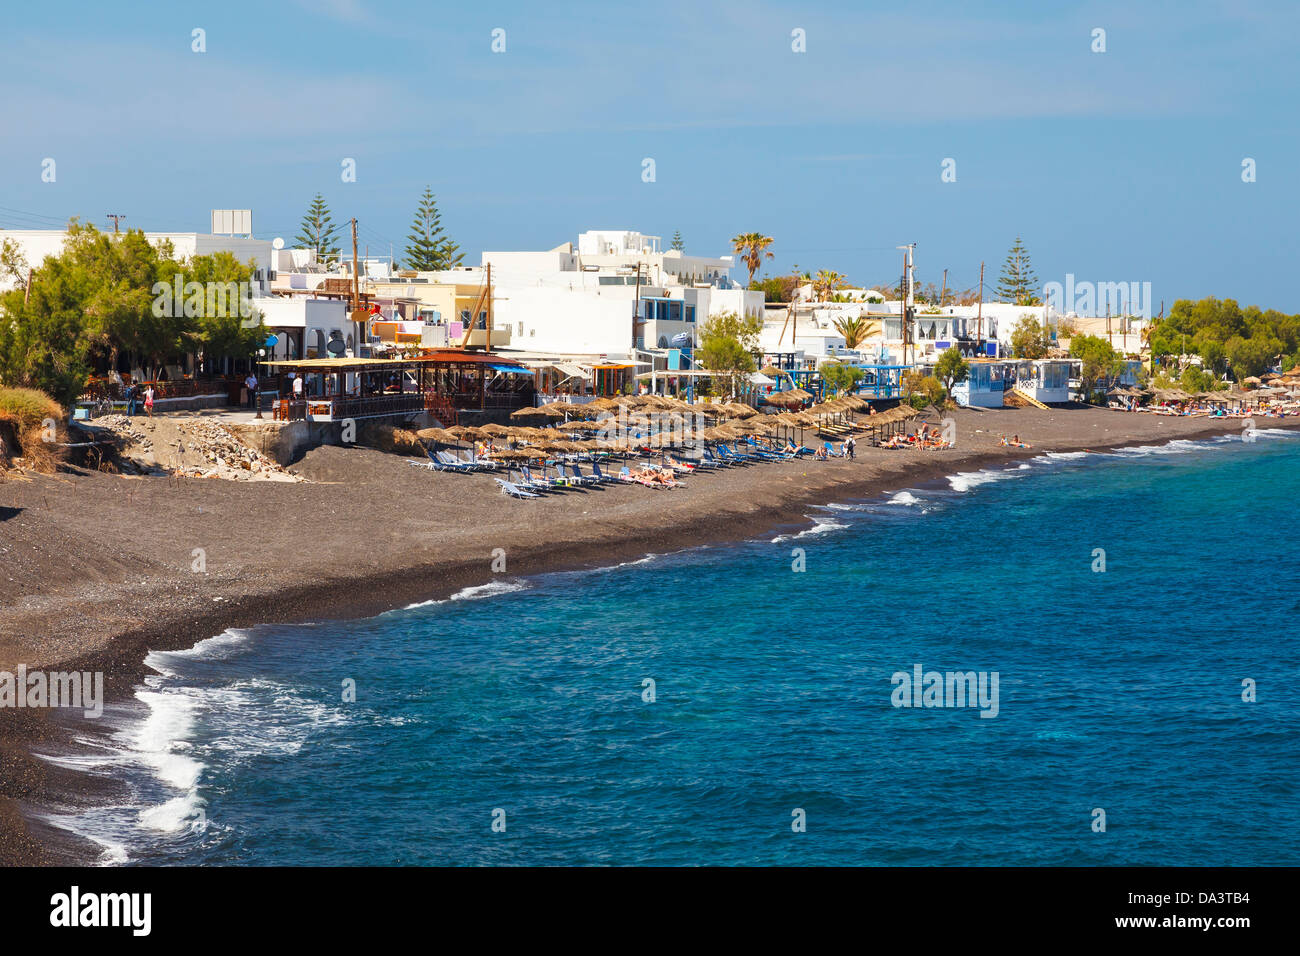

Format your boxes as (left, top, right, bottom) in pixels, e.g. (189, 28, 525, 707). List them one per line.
(3, 407, 1297, 864)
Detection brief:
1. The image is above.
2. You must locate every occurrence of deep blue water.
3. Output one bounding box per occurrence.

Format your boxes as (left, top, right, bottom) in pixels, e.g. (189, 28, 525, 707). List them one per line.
(45, 430, 1300, 865)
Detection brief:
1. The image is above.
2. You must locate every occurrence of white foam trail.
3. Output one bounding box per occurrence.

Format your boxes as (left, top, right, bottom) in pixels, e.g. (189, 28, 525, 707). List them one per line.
(771, 516, 848, 543)
(1040, 451, 1090, 461)
(1111, 439, 1207, 457)
(403, 579, 528, 610)
(146, 628, 251, 676)
(946, 466, 1029, 493)
(886, 491, 923, 506)
(132, 689, 204, 791)
(139, 793, 206, 834)
(612, 554, 659, 569)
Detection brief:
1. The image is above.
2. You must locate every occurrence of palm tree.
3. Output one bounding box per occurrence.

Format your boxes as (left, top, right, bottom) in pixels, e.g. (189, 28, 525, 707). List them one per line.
(834, 315, 871, 350)
(732, 232, 774, 286)
(813, 269, 847, 302)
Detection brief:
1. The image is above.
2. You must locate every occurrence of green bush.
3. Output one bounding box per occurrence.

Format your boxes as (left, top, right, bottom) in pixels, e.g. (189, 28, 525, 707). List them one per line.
(0, 386, 62, 428)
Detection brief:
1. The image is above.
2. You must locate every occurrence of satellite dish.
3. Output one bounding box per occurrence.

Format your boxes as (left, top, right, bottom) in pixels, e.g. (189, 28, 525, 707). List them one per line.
(265, 334, 279, 347)
(326, 338, 347, 356)
(272, 237, 285, 250)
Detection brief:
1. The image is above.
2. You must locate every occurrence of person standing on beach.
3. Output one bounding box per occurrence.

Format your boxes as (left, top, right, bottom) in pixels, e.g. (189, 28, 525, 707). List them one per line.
(124, 382, 137, 417)
(846, 435, 856, 460)
(144, 385, 155, 419)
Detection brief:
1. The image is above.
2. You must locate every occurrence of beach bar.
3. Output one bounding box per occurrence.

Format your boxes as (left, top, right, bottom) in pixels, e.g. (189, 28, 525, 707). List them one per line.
(952, 359, 1018, 408)
(264, 352, 535, 425)
(1014, 359, 1072, 405)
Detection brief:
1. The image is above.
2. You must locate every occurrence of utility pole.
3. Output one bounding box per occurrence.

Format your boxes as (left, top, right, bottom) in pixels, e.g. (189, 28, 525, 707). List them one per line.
(939, 268, 948, 310)
(977, 261, 985, 352)
(106, 214, 125, 234)
(631, 261, 643, 352)
(351, 218, 362, 356)
(896, 244, 916, 367)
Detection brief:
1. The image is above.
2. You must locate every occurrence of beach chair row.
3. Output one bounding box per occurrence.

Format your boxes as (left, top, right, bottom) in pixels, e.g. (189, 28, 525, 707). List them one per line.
(406, 436, 852, 500)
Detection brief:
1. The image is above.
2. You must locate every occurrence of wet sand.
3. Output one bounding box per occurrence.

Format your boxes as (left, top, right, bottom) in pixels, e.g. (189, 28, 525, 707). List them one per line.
(1, 405, 1292, 863)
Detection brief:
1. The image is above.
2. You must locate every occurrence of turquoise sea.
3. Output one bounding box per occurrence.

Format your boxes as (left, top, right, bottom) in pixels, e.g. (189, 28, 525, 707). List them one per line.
(42, 430, 1300, 865)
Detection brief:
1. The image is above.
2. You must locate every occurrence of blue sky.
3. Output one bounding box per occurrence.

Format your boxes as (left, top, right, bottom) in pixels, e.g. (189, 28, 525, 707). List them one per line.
(2, 0, 1297, 307)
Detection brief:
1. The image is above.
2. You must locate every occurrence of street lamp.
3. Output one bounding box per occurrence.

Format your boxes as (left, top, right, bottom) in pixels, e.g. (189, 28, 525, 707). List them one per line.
(255, 348, 265, 419)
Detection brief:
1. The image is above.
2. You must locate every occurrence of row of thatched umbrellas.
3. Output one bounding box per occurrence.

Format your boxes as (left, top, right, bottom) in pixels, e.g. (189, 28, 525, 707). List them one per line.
(1111, 384, 1300, 404)
(420, 391, 923, 456)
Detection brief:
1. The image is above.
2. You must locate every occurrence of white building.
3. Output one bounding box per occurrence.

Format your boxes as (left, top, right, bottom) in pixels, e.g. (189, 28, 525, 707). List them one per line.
(255, 297, 351, 361)
(0, 228, 273, 293)
(477, 230, 766, 360)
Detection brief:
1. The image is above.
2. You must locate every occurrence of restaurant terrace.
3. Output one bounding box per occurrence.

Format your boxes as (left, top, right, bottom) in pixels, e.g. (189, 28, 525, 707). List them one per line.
(263, 351, 535, 425)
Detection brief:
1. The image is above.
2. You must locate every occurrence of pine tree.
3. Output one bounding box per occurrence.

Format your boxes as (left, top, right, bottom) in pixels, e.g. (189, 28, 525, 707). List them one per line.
(670, 230, 684, 251)
(403, 187, 463, 271)
(995, 237, 1040, 305)
(294, 193, 340, 261)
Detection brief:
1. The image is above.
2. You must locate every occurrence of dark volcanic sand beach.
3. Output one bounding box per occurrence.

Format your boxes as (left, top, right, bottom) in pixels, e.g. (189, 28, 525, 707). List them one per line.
(1, 405, 1293, 864)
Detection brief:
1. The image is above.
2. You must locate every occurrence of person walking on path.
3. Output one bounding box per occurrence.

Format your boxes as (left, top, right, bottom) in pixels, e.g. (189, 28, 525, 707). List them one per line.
(144, 385, 155, 419)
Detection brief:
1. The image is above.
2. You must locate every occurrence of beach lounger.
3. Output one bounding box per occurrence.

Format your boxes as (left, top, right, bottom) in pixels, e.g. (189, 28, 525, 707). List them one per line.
(740, 438, 787, 460)
(522, 465, 568, 491)
(618, 465, 662, 488)
(494, 477, 540, 499)
(701, 447, 735, 467)
(562, 462, 601, 487)
(589, 462, 621, 483)
(421, 445, 472, 472)
(465, 448, 502, 470)
(717, 444, 756, 463)
(434, 449, 479, 472)
(510, 468, 550, 494)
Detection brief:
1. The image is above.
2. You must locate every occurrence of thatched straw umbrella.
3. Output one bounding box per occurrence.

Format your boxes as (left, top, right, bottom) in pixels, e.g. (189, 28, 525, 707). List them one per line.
(717, 402, 757, 418)
(449, 425, 484, 440)
(557, 419, 592, 432)
(492, 447, 543, 462)
(509, 405, 552, 421)
(763, 391, 803, 409)
(480, 423, 511, 437)
(417, 426, 457, 443)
